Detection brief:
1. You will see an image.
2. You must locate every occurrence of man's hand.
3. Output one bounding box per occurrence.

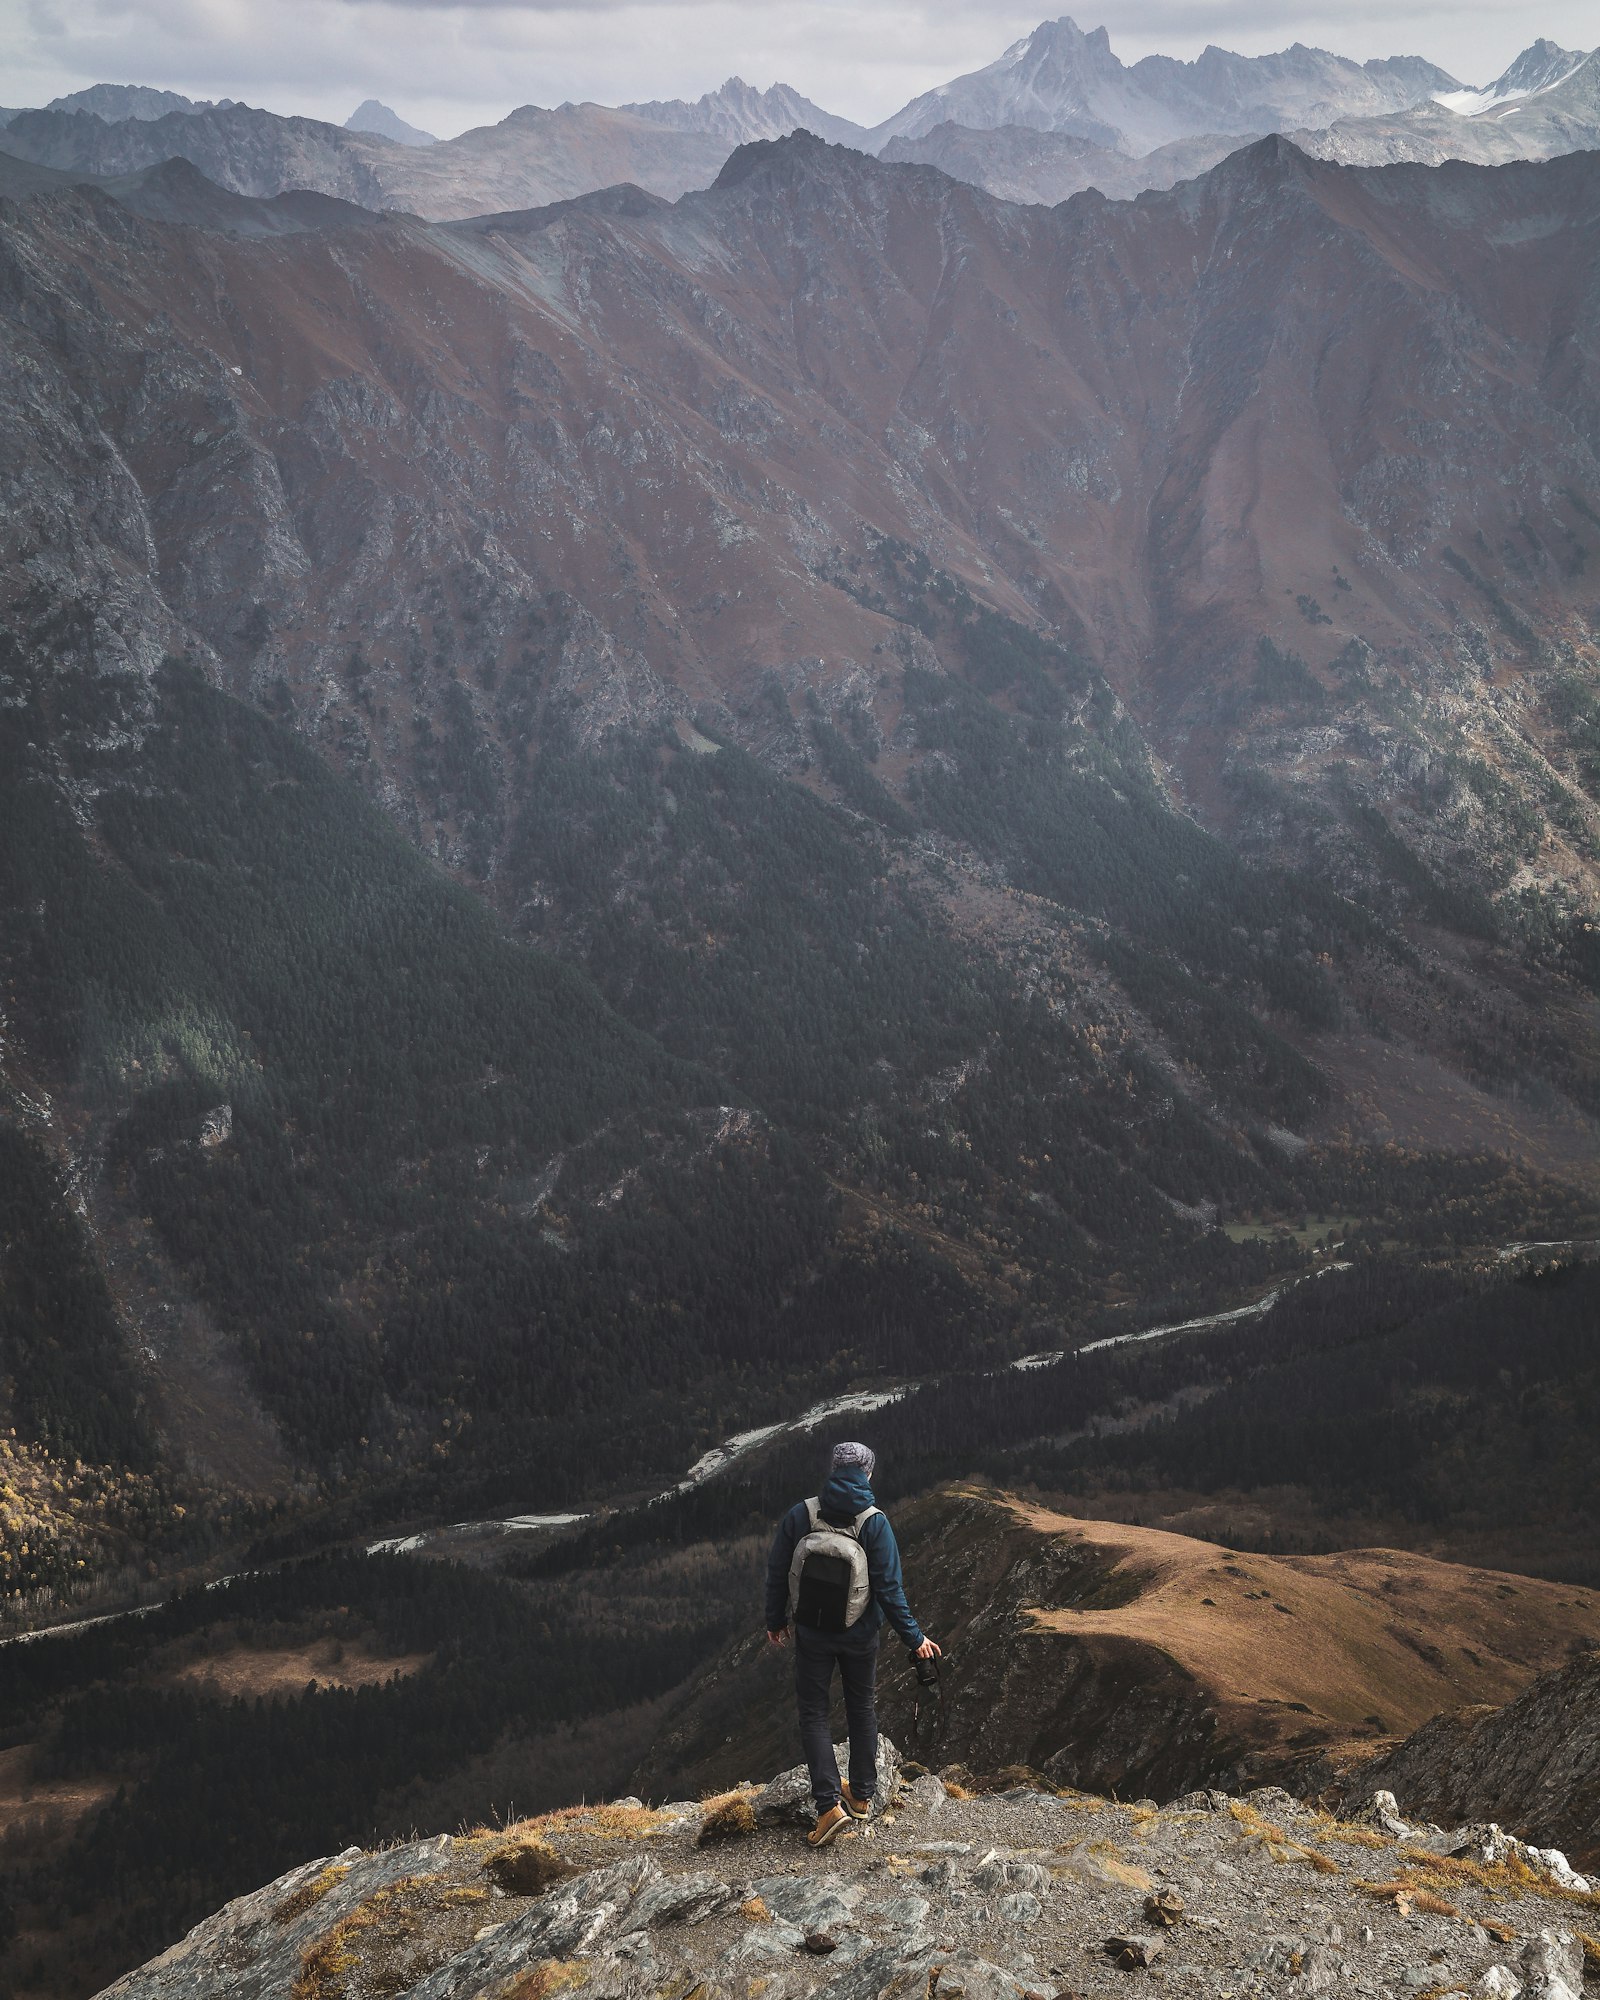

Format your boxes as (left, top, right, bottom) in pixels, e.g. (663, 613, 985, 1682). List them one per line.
(914, 1637, 941, 1660)
(767, 1628, 789, 1647)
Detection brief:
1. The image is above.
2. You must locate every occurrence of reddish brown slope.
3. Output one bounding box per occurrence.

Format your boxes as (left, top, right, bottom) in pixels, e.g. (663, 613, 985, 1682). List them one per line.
(6, 136, 1597, 730)
(1, 137, 1596, 1157)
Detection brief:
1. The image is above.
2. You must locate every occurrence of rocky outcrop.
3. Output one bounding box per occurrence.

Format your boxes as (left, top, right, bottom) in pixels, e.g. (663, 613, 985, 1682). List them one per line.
(1358, 1651, 1600, 1871)
(95, 1744, 1600, 2000)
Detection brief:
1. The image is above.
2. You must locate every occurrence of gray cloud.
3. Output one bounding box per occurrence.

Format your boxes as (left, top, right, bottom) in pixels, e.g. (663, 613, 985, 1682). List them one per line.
(3, 0, 1595, 138)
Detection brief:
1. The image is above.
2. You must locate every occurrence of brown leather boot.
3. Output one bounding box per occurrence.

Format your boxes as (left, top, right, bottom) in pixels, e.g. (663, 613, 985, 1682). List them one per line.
(840, 1783, 873, 1819)
(807, 1804, 849, 1847)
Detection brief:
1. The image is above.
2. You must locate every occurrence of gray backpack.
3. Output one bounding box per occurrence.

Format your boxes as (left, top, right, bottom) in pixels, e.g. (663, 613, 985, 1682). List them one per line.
(787, 1498, 879, 1633)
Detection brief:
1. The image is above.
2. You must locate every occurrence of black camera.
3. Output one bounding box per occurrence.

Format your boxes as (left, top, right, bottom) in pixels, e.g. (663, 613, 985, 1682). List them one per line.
(914, 1652, 940, 1686)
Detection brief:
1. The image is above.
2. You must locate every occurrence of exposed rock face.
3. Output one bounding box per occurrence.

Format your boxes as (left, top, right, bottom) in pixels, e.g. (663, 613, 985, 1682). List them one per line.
(1359, 1650, 1600, 1870)
(93, 1749, 1599, 2000)
(869, 16, 1459, 151)
(3, 132, 1597, 848)
(1, 130, 1596, 1181)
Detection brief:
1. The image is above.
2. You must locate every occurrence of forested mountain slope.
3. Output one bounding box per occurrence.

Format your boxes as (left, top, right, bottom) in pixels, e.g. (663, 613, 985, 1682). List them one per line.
(0, 136, 1597, 1585)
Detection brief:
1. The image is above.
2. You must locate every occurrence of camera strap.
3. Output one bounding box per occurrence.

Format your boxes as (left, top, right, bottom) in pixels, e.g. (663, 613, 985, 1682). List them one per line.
(910, 1656, 946, 1754)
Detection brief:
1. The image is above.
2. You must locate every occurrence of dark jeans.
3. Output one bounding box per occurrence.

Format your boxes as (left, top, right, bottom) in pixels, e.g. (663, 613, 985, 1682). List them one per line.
(794, 1622, 879, 1810)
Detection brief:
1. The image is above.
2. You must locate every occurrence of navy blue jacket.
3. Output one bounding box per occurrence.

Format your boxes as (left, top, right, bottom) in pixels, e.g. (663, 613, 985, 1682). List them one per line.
(764, 1467, 923, 1649)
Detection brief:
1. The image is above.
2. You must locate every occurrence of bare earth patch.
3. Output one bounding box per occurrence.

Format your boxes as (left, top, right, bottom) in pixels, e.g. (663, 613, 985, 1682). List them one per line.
(0, 1742, 117, 1832)
(169, 1642, 431, 1699)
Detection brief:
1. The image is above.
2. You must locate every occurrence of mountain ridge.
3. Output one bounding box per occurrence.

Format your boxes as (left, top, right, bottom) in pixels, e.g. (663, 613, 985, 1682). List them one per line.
(6, 21, 1599, 217)
(639, 1488, 1600, 1806)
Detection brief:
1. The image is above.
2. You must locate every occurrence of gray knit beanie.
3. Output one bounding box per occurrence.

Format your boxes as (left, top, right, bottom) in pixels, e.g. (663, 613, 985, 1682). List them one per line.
(830, 1440, 876, 1480)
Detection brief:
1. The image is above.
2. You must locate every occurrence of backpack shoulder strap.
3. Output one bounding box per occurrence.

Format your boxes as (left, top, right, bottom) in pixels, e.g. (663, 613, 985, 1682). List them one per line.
(851, 1506, 880, 1536)
(803, 1497, 822, 1531)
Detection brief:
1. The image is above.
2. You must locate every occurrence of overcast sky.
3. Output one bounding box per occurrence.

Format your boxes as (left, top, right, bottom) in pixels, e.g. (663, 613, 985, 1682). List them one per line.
(3, 0, 1596, 137)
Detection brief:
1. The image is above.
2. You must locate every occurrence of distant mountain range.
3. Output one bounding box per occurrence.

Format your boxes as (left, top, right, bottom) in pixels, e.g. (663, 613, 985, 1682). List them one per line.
(3, 17, 1598, 215)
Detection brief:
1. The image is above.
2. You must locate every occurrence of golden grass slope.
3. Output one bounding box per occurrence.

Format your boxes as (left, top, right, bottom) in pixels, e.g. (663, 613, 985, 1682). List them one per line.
(1009, 1497, 1600, 1745)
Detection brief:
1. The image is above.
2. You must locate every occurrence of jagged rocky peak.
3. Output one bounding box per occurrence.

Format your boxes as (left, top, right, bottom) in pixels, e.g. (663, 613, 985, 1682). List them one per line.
(1485, 39, 1592, 97)
(872, 13, 1461, 155)
(622, 76, 867, 147)
(711, 126, 872, 192)
(98, 1734, 1596, 2000)
(1430, 38, 1594, 115)
(875, 17, 1154, 152)
(43, 82, 231, 120)
(344, 98, 438, 146)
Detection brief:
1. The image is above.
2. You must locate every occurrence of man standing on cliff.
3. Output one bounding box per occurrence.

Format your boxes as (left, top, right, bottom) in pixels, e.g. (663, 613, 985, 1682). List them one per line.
(766, 1440, 941, 1846)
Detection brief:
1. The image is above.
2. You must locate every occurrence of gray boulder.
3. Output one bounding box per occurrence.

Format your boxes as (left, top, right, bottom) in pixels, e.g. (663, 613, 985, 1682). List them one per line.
(755, 1737, 903, 1827)
(752, 1874, 862, 1935)
(1519, 1930, 1583, 2000)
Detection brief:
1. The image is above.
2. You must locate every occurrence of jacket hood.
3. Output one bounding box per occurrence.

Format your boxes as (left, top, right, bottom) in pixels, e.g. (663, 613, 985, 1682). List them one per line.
(819, 1466, 876, 1520)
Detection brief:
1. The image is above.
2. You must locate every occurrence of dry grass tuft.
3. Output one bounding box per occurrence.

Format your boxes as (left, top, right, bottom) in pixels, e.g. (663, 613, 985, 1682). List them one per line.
(942, 1780, 975, 1801)
(288, 1878, 425, 2000)
(991, 1765, 1064, 1795)
(741, 1897, 771, 1922)
(1392, 1845, 1600, 1912)
(274, 1863, 353, 1925)
(1052, 1839, 1153, 1892)
(1227, 1801, 1340, 1876)
(1578, 1932, 1600, 1973)
(697, 1793, 757, 1846)
(483, 1837, 578, 1897)
(1356, 1878, 1416, 1913)
(1355, 1878, 1460, 1920)
(486, 1803, 674, 1845)
(1312, 1815, 1391, 1851)
(291, 1930, 359, 2000)
(501, 1960, 590, 2000)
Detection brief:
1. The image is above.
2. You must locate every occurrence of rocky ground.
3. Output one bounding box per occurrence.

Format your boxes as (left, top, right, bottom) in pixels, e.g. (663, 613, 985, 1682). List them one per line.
(99, 1739, 1598, 2000)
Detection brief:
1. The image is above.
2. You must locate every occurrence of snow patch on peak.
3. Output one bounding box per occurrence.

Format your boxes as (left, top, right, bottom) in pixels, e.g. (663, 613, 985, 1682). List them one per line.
(1433, 39, 1591, 116)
